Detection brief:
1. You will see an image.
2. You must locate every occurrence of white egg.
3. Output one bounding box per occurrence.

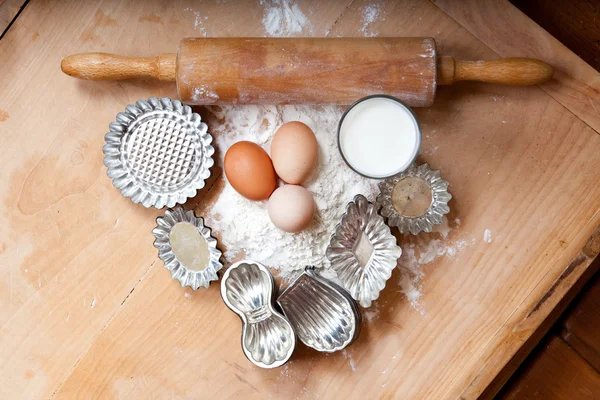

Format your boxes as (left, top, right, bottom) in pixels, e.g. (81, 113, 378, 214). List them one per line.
(268, 185, 315, 233)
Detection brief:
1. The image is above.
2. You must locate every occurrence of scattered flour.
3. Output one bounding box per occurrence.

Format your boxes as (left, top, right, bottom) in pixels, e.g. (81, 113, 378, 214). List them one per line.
(261, 0, 311, 37)
(397, 217, 476, 311)
(360, 4, 381, 37)
(342, 349, 357, 372)
(363, 305, 380, 323)
(203, 106, 475, 310)
(483, 229, 493, 243)
(204, 105, 378, 281)
(184, 7, 209, 37)
(184, 292, 192, 299)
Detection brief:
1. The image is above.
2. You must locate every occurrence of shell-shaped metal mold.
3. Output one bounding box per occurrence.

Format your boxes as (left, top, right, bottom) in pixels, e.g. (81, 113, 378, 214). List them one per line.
(153, 207, 223, 289)
(376, 163, 451, 235)
(103, 97, 215, 209)
(277, 268, 361, 352)
(326, 194, 402, 308)
(221, 260, 296, 368)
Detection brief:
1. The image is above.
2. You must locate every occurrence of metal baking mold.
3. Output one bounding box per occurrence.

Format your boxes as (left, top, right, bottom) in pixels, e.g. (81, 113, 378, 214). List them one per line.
(153, 207, 222, 289)
(326, 194, 402, 308)
(376, 163, 451, 235)
(277, 267, 361, 352)
(103, 97, 215, 208)
(221, 260, 296, 369)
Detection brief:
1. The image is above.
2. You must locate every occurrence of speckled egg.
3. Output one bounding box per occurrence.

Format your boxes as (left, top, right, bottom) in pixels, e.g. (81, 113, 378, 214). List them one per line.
(270, 121, 319, 185)
(224, 141, 277, 201)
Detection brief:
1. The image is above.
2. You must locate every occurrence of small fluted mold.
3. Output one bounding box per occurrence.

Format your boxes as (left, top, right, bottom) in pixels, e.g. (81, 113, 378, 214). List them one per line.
(153, 207, 222, 289)
(221, 260, 296, 368)
(103, 97, 215, 209)
(376, 163, 451, 235)
(277, 268, 361, 352)
(326, 194, 402, 308)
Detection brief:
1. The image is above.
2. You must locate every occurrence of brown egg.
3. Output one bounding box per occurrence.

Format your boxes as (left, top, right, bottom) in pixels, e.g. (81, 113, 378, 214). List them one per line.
(224, 141, 277, 201)
(271, 121, 319, 184)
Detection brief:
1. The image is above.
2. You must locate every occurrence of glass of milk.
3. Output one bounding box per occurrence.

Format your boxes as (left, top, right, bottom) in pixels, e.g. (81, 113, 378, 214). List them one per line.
(337, 95, 421, 179)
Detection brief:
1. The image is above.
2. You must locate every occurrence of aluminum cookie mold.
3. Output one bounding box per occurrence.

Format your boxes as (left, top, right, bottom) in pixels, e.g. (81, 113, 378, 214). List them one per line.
(103, 97, 215, 208)
(326, 194, 402, 308)
(153, 207, 222, 290)
(221, 260, 296, 369)
(277, 267, 361, 352)
(376, 163, 451, 235)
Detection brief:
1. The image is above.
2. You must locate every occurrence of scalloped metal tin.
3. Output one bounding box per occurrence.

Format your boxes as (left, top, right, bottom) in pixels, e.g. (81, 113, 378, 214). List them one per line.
(277, 267, 361, 352)
(153, 207, 223, 289)
(326, 194, 402, 308)
(103, 97, 215, 209)
(221, 260, 296, 369)
(376, 163, 451, 235)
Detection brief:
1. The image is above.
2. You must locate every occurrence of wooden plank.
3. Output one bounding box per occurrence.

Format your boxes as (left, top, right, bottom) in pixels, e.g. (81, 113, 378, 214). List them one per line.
(561, 271, 600, 371)
(2, 1, 600, 399)
(432, 0, 600, 135)
(482, 254, 600, 399)
(53, 1, 600, 399)
(0, 0, 26, 35)
(511, 0, 600, 71)
(0, 1, 352, 399)
(498, 336, 600, 399)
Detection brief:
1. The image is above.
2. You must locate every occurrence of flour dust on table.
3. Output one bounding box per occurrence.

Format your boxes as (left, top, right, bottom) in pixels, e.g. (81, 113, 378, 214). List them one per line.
(204, 105, 469, 309)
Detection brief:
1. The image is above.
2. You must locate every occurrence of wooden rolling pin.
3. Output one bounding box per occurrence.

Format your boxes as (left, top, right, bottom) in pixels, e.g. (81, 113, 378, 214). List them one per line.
(61, 37, 553, 107)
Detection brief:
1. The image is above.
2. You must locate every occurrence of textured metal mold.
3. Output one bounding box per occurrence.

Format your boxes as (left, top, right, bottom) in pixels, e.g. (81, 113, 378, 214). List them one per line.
(376, 163, 451, 235)
(153, 207, 222, 289)
(221, 260, 296, 369)
(326, 194, 402, 308)
(103, 97, 215, 209)
(277, 267, 361, 352)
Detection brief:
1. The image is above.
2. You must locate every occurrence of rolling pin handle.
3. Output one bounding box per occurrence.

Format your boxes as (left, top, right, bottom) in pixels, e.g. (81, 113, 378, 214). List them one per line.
(60, 53, 177, 81)
(438, 56, 553, 86)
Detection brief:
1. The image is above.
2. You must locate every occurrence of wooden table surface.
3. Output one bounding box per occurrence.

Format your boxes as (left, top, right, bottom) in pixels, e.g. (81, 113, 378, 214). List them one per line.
(1, 1, 600, 399)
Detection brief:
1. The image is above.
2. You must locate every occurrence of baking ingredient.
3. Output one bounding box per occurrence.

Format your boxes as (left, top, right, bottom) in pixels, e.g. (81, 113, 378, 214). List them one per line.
(268, 185, 315, 233)
(224, 141, 277, 201)
(204, 105, 462, 311)
(261, 0, 311, 37)
(169, 223, 209, 271)
(271, 121, 318, 184)
(339, 97, 420, 178)
(206, 105, 377, 273)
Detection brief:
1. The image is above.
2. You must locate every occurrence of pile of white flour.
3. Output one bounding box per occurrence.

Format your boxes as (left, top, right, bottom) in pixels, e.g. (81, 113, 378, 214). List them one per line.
(204, 105, 378, 281)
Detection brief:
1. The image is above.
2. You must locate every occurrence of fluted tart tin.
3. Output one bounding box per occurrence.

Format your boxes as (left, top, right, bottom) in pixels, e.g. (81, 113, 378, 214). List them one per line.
(221, 260, 296, 369)
(103, 97, 215, 208)
(376, 163, 451, 235)
(153, 207, 223, 289)
(277, 267, 361, 352)
(326, 195, 402, 308)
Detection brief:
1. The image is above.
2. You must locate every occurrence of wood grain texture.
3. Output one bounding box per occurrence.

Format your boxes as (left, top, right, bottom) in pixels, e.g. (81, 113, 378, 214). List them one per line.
(432, 0, 600, 135)
(61, 53, 177, 81)
(561, 271, 600, 371)
(1, 0, 600, 399)
(511, 0, 600, 72)
(481, 248, 600, 399)
(0, 0, 26, 34)
(177, 37, 437, 105)
(498, 336, 600, 399)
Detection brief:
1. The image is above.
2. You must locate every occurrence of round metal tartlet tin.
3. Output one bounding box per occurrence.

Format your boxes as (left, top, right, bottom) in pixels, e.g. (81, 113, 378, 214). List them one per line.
(376, 163, 452, 235)
(103, 97, 215, 209)
(152, 207, 223, 290)
(337, 94, 422, 180)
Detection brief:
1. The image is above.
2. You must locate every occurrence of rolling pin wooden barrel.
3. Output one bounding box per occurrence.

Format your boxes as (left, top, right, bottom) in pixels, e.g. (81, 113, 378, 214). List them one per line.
(61, 37, 553, 106)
